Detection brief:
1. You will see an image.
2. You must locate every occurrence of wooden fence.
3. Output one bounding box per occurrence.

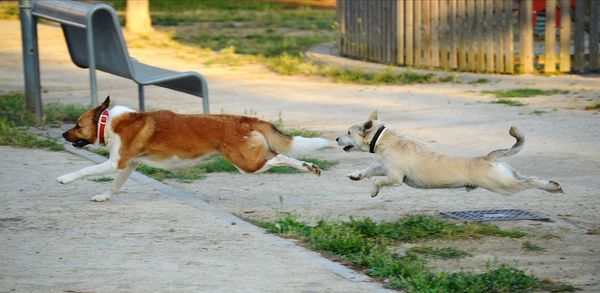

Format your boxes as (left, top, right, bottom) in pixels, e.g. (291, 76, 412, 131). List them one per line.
(337, 0, 600, 74)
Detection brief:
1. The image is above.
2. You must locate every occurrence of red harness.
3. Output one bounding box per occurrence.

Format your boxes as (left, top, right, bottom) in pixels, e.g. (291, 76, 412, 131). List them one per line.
(97, 109, 109, 145)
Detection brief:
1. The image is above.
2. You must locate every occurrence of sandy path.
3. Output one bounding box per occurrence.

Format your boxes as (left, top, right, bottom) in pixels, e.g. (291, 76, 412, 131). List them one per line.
(1, 19, 599, 291)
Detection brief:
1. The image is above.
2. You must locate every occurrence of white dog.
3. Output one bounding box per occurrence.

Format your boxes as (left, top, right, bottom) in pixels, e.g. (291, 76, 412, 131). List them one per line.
(336, 111, 563, 197)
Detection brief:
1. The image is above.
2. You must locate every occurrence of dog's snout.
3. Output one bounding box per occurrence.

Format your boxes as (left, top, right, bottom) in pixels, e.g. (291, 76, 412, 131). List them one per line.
(62, 131, 68, 139)
(336, 137, 340, 142)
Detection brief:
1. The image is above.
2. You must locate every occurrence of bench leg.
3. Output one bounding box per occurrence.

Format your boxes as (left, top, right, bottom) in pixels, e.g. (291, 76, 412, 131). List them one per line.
(199, 75, 209, 114)
(138, 84, 145, 111)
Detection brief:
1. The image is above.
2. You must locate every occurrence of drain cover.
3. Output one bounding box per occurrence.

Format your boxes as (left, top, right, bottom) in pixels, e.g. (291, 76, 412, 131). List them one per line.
(440, 209, 549, 222)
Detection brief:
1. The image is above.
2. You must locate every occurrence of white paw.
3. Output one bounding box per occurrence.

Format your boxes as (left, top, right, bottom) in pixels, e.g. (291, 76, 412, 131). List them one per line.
(348, 171, 363, 181)
(370, 185, 380, 198)
(90, 193, 110, 202)
(56, 174, 77, 185)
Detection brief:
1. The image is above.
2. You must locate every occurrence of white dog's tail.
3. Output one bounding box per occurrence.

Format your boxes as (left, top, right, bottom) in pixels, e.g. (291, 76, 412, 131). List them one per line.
(253, 121, 329, 156)
(289, 136, 330, 157)
(485, 126, 525, 161)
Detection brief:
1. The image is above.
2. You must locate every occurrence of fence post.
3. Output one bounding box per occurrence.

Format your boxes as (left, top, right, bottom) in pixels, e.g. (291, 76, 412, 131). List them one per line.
(544, 0, 557, 73)
(559, 0, 571, 72)
(519, 0, 534, 73)
(504, 0, 514, 73)
(19, 0, 42, 124)
(573, 0, 584, 72)
(405, 0, 414, 65)
(397, 0, 404, 65)
(589, 0, 599, 71)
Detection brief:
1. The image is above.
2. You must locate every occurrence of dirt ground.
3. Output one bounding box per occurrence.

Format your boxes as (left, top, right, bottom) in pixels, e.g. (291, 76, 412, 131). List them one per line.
(1, 20, 599, 291)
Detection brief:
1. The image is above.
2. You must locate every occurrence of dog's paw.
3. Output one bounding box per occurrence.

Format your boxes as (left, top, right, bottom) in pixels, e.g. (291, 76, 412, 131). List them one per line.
(302, 162, 321, 176)
(549, 180, 564, 193)
(56, 174, 77, 185)
(370, 186, 380, 198)
(348, 171, 363, 181)
(90, 193, 111, 202)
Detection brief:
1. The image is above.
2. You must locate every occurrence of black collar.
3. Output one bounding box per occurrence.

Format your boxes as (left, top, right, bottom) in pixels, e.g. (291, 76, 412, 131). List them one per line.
(369, 126, 386, 153)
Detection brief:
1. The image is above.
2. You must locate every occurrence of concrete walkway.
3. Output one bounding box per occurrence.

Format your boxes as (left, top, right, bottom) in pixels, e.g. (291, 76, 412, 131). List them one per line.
(0, 146, 385, 292)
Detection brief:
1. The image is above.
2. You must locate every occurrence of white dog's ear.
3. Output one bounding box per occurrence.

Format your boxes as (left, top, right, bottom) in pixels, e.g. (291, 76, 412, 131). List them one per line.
(363, 120, 373, 132)
(368, 110, 378, 121)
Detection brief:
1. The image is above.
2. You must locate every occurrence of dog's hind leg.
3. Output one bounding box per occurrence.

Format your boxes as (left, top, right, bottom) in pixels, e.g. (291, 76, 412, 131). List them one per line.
(348, 162, 385, 181)
(91, 162, 140, 202)
(516, 177, 563, 193)
(252, 154, 321, 176)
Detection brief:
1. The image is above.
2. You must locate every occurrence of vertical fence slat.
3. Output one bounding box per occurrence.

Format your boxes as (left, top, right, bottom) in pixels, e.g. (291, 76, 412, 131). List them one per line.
(440, 0, 448, 70)
(573, 0, 584, 72)
(405, 0, 414, 65)
(458, 0, 467, 70)
(468, 0, 476, 71)
(424, 0, 431, 68)
(520, 0, 534, 73)
(397, 0, 404, 65)
(504, 0, 514, 73)
(545, 0, 557, 73)
(485, 0, 495, 72)
(589, 0, 599, 71)
(431, 0, 440, 68)
(495, 0, 504, 73)
(474, 0, 483, 72)
(559, 0, 571, 72)
(415, 0, 422, 66)
(449, 0, 457, 69)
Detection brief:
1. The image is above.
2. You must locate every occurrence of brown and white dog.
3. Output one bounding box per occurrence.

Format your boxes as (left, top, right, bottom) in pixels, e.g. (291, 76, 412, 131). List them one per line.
(336, 111, 563, 197)
(58, 97, 328, 201)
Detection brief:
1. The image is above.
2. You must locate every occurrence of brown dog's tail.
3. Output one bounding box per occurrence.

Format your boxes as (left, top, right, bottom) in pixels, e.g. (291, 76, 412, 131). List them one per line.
(253, 121, 293, 154)
(485, 126, 525, 161)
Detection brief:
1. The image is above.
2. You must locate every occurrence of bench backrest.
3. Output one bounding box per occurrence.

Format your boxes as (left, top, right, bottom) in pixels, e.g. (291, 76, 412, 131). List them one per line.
(32, 0, 134, 79)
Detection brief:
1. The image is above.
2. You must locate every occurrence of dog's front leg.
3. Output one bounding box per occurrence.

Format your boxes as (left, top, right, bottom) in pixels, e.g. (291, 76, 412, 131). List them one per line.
(348, 162, 385, 181)
(91, 162, 139, 202)
(371, 175, 402, 197)
(57, 160, 118, 185)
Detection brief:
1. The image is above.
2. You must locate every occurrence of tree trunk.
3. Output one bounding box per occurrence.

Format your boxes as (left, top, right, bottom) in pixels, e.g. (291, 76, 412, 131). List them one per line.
(126, 0, 153, 35)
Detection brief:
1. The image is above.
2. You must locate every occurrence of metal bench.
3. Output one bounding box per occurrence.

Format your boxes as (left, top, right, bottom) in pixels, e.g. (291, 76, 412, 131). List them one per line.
(30, 0, 209, 113)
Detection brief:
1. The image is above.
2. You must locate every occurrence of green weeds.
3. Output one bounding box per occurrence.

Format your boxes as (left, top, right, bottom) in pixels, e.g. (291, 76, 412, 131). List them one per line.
(0, 92, 78, 151)
(89, 176, 113, 182)
(406, 246, 470, 259)
(482, 88, 569, 98)
(491, 98, 526, 107)
(585, 103, 600, 111)
(522, 241, 545, 252)
(261, 214, 571, 292)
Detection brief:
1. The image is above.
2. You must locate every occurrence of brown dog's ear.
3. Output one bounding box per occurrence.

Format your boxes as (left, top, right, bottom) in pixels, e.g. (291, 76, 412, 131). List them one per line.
(368, 110, 378, 121)
(101, 96, 110, 110)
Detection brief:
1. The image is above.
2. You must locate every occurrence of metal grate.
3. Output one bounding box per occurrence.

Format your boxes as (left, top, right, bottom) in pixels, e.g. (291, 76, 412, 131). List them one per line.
(440, 209, 549, 222)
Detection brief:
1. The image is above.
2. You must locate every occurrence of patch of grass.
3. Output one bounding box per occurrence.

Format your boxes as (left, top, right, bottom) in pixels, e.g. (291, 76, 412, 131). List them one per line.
(469, 78, 491, 84)
(89, 147, 110, 157)
(584, 103, 600, 111)
(0, 92, 66, 151)
(0, 2, 18, 20)
(136, 164, 206, 182)
(482, 88, 569, 98)
(406, 246, 470, 259)
(522, 241, 545, 252)
(530, 110, 547, 115)
(261, 214, 570, 292)
(89, 176, 113, 182)
(0, 119, 64, 151)
(491, 98, 526, 107)
(271, 114, 322, 138)
(134, 154, 336, 181)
